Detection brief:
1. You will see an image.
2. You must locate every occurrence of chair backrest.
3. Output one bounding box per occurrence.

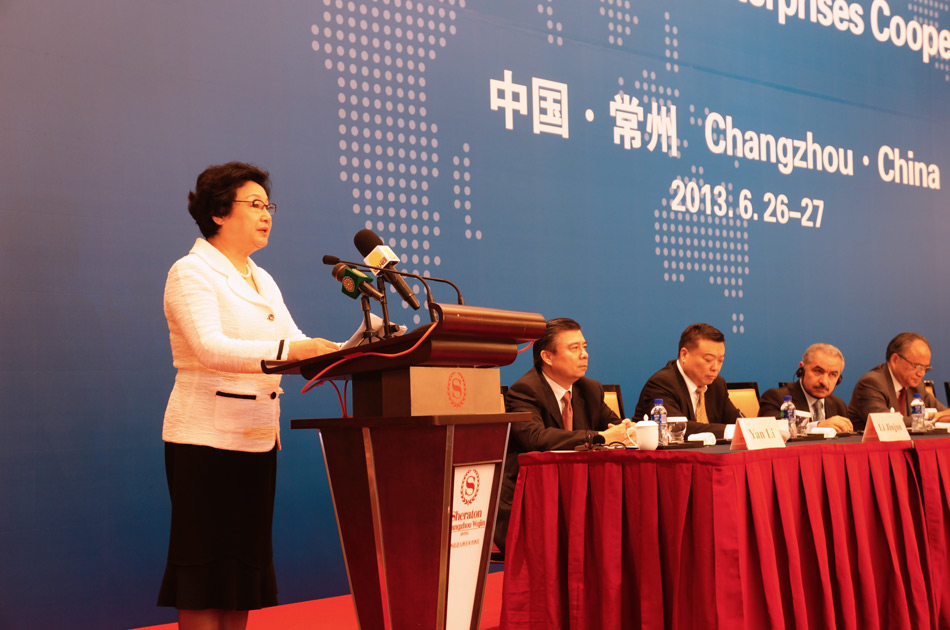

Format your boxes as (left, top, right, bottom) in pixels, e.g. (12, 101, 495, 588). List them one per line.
(924, 379, 936, 403)
(727, 381, 760, 418)
(502, 383, 627, 418)
(602, 384, 625, 419)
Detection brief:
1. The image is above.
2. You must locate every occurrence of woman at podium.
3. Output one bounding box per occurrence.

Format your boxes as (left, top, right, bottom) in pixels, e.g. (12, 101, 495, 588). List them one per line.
(157, 162, 338, 630)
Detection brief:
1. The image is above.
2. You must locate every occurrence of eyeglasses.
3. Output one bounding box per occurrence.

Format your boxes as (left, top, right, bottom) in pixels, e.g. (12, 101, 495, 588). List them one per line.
(897, 353, 933, 373)
(234, 199, 277, 215)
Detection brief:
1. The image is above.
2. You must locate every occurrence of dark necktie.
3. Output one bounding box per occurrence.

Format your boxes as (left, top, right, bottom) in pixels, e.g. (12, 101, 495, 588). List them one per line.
(561, 391, 573, 431)
(898, 388, 907, 415)
(813, 399, 825, 424)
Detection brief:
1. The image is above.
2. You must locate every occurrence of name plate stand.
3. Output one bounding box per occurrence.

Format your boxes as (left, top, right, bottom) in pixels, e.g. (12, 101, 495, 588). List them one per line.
(731, 417, 787, 451)
(863, 412, 912, 442)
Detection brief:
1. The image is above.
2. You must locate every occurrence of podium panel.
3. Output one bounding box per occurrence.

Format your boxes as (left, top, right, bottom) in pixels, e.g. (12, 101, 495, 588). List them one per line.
(303, 414, 520, 629)
(353, 366, 504, 417)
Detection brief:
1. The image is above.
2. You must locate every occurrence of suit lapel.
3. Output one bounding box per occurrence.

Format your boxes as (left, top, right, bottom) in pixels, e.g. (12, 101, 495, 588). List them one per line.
(534, 369, 567, 430)
(880, 365, 901, 412)
(192, 239, 269, 308)
(670, 363, 696, 422)
(225, 271, 268, 307)
(792, 381, 810, 416)
(571, 384, 589, 430)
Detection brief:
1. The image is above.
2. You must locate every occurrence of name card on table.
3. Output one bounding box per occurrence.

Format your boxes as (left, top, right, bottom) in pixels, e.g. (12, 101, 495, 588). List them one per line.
(863, 412, 911, 442)
(730, 417, 786, 451)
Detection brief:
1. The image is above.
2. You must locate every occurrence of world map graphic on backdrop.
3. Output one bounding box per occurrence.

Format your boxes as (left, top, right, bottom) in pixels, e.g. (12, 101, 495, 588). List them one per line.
(311, 0, 467, 324)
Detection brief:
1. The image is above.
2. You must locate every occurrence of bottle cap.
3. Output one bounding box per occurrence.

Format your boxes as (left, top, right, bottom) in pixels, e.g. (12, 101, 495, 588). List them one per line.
(653, 399, 663, 405)
(783, 395, 792, 401)
(913, 393, 922, 398)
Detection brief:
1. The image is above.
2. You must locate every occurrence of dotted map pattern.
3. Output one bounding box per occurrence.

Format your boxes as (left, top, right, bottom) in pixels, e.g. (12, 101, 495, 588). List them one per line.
(314, 0, 943, 332)
(312, 0, 465, 324)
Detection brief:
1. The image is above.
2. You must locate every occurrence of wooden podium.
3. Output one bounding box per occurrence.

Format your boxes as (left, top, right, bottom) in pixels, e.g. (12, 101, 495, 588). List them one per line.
(266, 304, 545, 629)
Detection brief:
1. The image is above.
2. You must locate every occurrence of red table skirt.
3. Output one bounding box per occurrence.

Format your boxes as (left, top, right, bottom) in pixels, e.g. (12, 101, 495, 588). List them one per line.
(500, 439, 950, 630)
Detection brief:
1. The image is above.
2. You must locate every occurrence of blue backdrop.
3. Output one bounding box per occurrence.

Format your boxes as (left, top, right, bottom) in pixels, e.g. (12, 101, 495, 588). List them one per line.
(3, 0, 950, 627)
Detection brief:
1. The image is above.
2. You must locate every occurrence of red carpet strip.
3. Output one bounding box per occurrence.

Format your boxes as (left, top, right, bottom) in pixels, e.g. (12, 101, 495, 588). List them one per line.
(131, 570, 503, 629)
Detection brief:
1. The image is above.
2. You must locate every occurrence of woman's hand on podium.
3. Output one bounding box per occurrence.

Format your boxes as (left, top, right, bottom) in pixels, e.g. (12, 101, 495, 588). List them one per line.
(288, 338, 341, 361)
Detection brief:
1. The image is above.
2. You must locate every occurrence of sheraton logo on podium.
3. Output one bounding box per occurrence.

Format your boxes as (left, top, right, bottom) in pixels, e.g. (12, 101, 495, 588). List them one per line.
(447, 371, 466, 408)
(460, 468, 479, 505)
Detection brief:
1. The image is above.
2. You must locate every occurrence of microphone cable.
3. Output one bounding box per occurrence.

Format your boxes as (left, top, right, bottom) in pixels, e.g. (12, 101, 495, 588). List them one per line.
(302, 378, 347, 417)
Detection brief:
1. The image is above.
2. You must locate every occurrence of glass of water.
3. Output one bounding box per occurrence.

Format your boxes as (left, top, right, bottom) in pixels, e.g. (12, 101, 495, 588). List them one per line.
(925, 408, 938, 432)
(793, 410, 811, 438)
(668, 416, 687, 444)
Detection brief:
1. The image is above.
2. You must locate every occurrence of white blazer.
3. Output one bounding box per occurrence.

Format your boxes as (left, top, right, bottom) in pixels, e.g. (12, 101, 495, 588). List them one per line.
(162, 238, 308, 452)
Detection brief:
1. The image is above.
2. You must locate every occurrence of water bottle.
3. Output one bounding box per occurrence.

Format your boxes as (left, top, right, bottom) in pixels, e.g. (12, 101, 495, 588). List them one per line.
(911, 393, 925, 432)
(780, 395, 797, 438)
(651, 399, 669, 446)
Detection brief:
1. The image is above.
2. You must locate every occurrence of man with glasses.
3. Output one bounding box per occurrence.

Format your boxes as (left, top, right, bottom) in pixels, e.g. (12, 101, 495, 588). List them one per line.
(847, 332, 949, 430)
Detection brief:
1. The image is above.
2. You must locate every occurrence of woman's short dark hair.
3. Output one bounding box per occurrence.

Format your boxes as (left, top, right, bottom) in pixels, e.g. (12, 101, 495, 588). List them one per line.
(533, 318, 582, 368)
(187, 162, 271, 238)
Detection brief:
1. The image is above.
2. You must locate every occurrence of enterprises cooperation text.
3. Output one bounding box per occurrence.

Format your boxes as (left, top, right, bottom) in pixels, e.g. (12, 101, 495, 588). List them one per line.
(737, 0, 950, 65)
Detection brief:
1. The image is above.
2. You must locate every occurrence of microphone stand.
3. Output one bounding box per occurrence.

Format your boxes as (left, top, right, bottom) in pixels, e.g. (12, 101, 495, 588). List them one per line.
(323, 255, 442, 326)
(359, 295, 380, 344)
(375, 276, 397, 340)
(324, 255, 447, 336)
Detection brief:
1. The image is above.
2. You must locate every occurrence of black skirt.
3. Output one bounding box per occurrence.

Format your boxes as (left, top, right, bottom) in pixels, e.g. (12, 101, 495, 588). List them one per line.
(157, 442, 278, 610)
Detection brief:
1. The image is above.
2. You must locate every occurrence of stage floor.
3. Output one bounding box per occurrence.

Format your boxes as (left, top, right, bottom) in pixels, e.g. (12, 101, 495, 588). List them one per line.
(133, 570, 503, 629)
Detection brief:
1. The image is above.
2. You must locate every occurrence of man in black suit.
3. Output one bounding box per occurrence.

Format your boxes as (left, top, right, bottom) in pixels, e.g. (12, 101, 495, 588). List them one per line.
(758, 343, 853, 433)
(634, 323, 739, 437)
(494, 317, 631, 551)
(847, 332, 949, 430)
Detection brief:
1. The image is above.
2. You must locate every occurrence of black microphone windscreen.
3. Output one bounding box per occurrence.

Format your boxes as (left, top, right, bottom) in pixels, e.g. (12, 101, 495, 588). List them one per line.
(354, 229, 384, 256)
(322, 254, 340, 265)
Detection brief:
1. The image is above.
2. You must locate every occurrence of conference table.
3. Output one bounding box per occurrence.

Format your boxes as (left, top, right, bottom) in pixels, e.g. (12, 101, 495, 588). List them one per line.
(499, 434, 950, 630)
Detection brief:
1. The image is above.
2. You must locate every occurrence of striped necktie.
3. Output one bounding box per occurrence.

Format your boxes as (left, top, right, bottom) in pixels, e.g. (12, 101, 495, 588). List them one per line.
(696, 386, 709, 424)
(561, 391, 573, 431)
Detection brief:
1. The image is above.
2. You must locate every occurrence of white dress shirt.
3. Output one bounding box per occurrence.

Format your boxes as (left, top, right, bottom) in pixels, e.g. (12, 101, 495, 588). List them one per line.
(675, 360, 703, 416)
(542, 371, 573, 418)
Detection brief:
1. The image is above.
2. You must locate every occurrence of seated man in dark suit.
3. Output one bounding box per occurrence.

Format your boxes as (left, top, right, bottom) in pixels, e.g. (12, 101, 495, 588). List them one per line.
(494, 317, 631, 551)
(634, 323, 739, 438)
(848, 332, 949, 430)
(758, 343, 853, 433)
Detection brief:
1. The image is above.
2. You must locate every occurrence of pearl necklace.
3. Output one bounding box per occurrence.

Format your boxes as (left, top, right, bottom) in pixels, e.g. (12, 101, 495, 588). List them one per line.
(239, 263, 251, 279)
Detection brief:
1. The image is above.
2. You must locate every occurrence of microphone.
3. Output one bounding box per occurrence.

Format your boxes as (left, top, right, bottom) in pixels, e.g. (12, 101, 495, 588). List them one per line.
(324, 255, 437, 314)
(353, 229, 421, 310)
(331, 262, 384, 301)
(325, 247, 463, 304)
